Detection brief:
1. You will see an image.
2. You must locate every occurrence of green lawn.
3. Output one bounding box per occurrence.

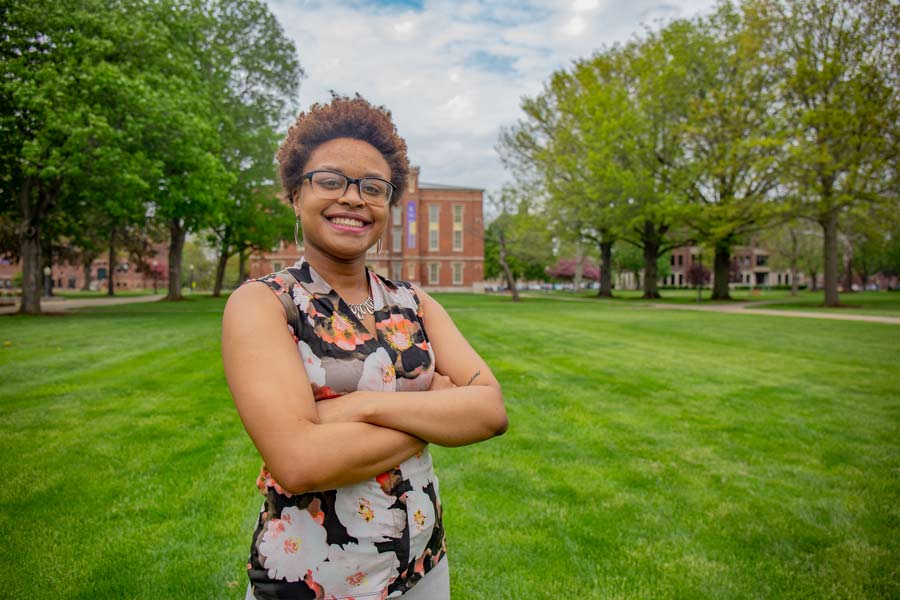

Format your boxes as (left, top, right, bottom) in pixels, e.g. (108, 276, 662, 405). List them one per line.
(1, 295, 898, 598)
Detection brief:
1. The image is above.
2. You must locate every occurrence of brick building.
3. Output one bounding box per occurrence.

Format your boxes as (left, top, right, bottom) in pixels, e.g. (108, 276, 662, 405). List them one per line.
(0, 245, 168, 293)
(659, 245, 805, 288)
(250, 167, 486, 291)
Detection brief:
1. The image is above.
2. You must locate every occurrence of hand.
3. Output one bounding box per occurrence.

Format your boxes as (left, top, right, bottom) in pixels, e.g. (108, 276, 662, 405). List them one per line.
(315, 393, 361, 424)
(429, 371, 456, 391)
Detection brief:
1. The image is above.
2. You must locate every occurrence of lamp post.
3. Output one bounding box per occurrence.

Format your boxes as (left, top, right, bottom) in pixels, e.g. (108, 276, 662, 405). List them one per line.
(189, 264, 195, 294)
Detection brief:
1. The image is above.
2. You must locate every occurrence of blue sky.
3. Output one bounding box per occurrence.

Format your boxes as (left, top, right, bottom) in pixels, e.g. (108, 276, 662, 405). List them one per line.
(266, 0, 717, 193)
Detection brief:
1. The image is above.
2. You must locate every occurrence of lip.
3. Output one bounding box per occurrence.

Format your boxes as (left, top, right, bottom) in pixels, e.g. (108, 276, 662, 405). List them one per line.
(323, 212, 373, 233)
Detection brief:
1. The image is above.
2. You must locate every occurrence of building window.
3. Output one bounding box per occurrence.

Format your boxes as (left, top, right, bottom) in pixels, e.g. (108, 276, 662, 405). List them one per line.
(428, 205, 440, 251)
(677, 255, 683, 266)
(452, 205, 464, 251)
(407, 262, 416, 280)
(273, 262, 282, 272)
(391, 203, 402, 226)
(670, 255, 675, 266)
(678, 273, 683, 286)
(428, 262, 440, 285)
(392, 262, 403, 281)
(452, 262, 463, 285)
(392, 226, 402, 252)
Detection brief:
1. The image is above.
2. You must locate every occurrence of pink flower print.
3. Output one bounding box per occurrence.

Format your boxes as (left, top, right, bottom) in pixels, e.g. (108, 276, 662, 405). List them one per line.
(258, 507, 328, 583)
(375, 314, 418, 351)
(291, 283, 312, 313)
(404, 490, 436, 560)
(317, 313, 371, 351)
(357, 348, 396, 392)
(298, 341, 326, 387)
(257, 465, 293, 498)
(317, 541, 394, 599)
(335, 482, 404, 541)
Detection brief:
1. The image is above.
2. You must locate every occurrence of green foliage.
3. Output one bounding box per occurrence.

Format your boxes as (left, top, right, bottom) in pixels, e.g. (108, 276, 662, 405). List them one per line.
(769, 0, 900, 304)
(0, 0, 303, 307)
(484, 186, 553, 284)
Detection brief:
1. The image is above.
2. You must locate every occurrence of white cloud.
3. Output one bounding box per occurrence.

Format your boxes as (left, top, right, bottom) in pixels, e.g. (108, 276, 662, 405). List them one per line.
(562, 15, 588, 36)
(266, 0, 717, 193)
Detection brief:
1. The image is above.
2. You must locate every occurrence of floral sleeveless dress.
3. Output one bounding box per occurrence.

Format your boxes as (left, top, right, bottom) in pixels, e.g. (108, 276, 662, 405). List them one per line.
(245, 257, 447, 599)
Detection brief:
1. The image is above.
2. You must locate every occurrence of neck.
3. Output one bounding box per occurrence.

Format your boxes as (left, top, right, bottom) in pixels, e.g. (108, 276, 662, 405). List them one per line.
(303, 244, 370, 301)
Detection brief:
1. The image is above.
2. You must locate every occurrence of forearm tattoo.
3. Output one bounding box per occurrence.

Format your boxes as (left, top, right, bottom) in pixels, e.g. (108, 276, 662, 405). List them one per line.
(465, 370, 481, 386)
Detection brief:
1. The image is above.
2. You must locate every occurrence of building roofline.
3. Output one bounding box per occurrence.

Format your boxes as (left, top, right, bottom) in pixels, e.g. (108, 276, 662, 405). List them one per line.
(418, 182, 484, 192)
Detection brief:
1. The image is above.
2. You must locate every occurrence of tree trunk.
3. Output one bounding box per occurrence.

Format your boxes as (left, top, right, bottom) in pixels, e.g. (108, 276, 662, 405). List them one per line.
(641, 222, 661, 299)
(598, 240, 613, 298)
(842, 243, 854, 293)
(213, 243, 229, 297)
(809, 270, 818, 292)
(81, 257, 93, 291)
(789, 229, 799, 297)
(167, 218, 185, 301)
(711, 240, 732, 300)
(821, 208, 840, 307)
(498, 229, 519, 302)
(17, 178, 42, 314)
(573, 242, 584, 292)
(107, 231, 115, 296)
(19, 222, 42, 314)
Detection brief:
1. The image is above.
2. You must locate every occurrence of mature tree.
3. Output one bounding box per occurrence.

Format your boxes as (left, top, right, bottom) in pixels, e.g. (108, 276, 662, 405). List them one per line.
(668, 2, 787, 300)
(770, 0, 900, 306)
(483, 186, 553, 301)
(0, 0, 230, 311)
(499, 42, 693, 300)
(198, 0, 302, 297)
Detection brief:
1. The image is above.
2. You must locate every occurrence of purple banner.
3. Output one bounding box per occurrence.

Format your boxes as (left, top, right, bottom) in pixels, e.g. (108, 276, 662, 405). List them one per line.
(406, 201, 416, 249)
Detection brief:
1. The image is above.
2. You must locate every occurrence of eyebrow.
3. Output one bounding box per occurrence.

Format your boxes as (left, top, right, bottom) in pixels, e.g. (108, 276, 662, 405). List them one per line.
(315, 165, 391, 180)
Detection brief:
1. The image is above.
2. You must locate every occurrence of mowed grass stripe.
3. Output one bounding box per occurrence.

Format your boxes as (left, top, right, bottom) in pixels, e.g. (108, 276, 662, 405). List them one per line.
(1, 293, 898, 598)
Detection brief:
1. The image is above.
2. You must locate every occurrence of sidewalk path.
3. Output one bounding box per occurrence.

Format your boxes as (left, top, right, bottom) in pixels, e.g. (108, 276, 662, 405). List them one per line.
(649, 300, 900, 325)
(517, 292, 900, 325)
(0, 294, 166, 315)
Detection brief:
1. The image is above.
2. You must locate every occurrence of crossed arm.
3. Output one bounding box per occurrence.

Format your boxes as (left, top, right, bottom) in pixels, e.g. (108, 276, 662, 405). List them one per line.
(222, 283, 507, 495)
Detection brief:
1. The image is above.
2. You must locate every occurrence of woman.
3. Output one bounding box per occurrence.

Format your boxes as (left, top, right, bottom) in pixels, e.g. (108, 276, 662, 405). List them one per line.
(222, 95, 508, 600)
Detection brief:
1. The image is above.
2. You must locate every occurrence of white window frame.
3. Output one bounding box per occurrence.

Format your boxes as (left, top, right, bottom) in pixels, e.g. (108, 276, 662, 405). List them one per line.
(452, 205, 464, 251)
(452, 262, 463, 285)
(428, 205, 440, 251)
(428, 262, 440, 285)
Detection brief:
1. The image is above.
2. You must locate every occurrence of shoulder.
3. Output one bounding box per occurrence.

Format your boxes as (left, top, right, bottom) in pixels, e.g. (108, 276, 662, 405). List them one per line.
(408, 284, 448, 322)
(223, 279, 288, 327)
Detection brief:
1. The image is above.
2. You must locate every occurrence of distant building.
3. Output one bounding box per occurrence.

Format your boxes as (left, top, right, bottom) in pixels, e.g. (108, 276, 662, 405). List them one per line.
(660, 245, 804, 289)
(250, 166, 486, 291)
(0, 245, 169, 293)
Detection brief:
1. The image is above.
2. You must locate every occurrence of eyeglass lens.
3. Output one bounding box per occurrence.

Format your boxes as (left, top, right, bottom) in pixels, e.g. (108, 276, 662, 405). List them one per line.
(310, 171, 391, 203)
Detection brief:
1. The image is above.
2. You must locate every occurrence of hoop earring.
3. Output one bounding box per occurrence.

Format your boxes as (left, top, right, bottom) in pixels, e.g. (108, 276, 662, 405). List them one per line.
(377, 235, 383, 255)
(294, 219, 301, 250)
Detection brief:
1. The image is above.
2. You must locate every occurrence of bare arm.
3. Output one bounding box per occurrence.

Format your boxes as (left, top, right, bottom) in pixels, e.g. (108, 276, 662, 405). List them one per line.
(222, 282, 425, 495)
(316, 287, 508, 446)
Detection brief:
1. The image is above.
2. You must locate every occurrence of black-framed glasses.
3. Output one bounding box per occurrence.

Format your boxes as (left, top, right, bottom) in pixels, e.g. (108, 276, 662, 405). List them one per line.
(301, 170, 395, 205)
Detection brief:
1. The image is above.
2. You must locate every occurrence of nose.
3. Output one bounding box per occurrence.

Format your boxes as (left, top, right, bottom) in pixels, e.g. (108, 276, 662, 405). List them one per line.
(338, 181, 366, 207)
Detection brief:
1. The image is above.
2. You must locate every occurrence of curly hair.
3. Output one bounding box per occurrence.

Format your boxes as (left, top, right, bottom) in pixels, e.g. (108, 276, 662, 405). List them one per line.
(277, 94, 410, 205)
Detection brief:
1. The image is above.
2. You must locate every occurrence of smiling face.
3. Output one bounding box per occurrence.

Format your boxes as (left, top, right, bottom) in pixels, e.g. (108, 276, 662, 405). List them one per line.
(295, 137, 392, 262)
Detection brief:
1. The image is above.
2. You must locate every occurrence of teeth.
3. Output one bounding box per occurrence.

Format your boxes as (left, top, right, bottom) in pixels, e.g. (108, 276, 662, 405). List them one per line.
(330, 217, 365, 228)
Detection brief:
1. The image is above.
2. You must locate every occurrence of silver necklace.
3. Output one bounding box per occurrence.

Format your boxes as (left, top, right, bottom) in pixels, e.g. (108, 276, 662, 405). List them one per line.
(347, 296, 375, 321)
